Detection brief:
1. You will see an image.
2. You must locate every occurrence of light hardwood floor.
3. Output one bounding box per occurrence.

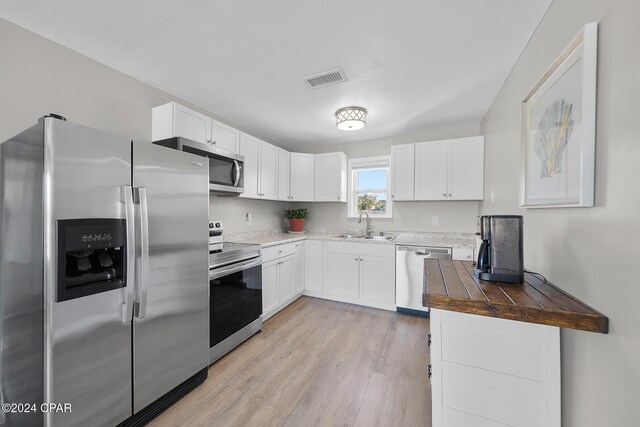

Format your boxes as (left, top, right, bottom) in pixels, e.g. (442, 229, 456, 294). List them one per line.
(150, 297, 431, 427)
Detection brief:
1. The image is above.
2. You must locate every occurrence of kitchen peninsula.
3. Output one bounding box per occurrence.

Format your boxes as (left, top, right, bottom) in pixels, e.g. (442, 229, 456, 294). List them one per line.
(423, 259, 608, 426)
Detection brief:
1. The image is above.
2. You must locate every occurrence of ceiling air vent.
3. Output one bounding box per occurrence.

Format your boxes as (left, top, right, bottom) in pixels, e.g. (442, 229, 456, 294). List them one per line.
(302, 68, 348, 89)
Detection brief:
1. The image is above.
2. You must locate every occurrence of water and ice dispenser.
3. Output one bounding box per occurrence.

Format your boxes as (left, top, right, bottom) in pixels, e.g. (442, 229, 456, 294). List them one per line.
(57, 219, 127, 301)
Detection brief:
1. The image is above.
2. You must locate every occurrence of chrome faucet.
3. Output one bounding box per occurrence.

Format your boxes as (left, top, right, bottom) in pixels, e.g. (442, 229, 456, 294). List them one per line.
(358, 211, 373, 236)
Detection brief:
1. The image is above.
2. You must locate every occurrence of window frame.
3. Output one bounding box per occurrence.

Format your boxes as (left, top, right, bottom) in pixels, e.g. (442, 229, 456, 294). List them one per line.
(347, 155, 393, 219)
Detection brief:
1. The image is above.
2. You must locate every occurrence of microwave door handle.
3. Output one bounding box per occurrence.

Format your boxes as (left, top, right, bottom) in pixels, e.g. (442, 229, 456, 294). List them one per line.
(122, 186, 136, 324)
(134, 187, 149, 319)
(233, 160, 241, 187)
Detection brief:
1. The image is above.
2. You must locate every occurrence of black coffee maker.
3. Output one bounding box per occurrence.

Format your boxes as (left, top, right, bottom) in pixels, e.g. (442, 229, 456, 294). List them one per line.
(474, 215, 524, 283)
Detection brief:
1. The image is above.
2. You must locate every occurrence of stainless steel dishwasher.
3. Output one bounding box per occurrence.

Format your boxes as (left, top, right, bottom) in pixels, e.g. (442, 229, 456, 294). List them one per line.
(396, 245, 452, 316)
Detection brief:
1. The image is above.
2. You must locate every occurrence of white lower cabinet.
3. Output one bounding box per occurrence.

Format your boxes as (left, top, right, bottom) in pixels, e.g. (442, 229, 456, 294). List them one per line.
(319, 242, 396, 310)
(293, 242, 305, 295)
(451, 247, 474, 262)
(262, 260, 280, 318)
(430, 309, 561, 427)
(325, 251, 360, 300)
(261, 242, 305, 320)
(278, 255, 295, 303)
(304, 240, 324, 294)
(359, 254, 396, 308)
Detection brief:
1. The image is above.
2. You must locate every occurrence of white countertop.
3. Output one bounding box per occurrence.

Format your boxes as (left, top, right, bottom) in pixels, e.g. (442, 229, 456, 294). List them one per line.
(226, 230, 477, 249)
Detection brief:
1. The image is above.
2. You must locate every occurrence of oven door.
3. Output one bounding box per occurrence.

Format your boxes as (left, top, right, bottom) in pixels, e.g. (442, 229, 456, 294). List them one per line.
(209, 256, 262, 349)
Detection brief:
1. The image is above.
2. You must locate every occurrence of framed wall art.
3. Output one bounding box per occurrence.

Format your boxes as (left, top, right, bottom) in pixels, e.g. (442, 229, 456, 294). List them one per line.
(520, 22, 597, 208)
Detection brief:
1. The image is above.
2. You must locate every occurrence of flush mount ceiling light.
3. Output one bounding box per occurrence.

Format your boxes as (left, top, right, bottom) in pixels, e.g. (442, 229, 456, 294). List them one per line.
(335, 106, 367, 131)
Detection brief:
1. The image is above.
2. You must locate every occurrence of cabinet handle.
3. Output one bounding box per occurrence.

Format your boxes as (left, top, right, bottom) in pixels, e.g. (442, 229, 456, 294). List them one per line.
(391, 195, 394, 198)
(212, 140, 217, 145)
(360, 258, 363, 261)
(442, 193, 446, 197)
(448, 193, 452, 197)
(466, 254, 471, 259)
(337, 196, 340, 200)
(355, 258, 358, 261)
(428, 364, 432, 378)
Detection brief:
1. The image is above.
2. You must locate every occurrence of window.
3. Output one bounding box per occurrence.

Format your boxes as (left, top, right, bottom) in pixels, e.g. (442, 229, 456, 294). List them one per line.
(348, 156, 393, 218)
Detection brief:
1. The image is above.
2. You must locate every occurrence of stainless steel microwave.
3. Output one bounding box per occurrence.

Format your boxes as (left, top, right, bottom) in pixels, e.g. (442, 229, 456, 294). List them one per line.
(153, 137, 244, 195)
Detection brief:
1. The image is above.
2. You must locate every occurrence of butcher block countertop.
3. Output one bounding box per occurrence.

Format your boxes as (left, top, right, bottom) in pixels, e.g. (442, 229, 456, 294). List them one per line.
(422, 260, 608, 333)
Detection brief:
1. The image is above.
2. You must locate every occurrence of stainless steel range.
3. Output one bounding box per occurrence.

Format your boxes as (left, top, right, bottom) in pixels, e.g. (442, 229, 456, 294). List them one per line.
(209, 220, 224, 252)
(209, 241, 263, 364)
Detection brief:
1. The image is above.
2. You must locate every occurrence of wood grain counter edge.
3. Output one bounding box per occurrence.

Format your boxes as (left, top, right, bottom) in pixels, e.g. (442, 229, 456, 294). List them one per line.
(422, 260, 609, 334)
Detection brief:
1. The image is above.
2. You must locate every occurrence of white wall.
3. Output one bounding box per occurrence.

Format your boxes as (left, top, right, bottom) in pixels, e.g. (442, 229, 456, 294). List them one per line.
(301, 124, 482, 233)
(210, 197, 289, 234)
(0, 17, 290, 234)
(480, 0, 640, 425)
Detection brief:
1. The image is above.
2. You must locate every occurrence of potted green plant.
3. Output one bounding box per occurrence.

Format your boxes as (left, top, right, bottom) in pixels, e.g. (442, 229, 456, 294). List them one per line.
(284, 208, 308, 232)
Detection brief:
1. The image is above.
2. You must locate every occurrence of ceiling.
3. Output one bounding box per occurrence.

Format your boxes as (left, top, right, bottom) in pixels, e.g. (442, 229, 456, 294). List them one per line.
(0, 0, 552, 150)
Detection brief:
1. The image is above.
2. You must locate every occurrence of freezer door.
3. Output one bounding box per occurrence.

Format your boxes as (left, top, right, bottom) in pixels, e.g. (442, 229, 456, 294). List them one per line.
(132, 142, 209, 412)
(0, 123, 45, 427)
(43, 119, 133, 427)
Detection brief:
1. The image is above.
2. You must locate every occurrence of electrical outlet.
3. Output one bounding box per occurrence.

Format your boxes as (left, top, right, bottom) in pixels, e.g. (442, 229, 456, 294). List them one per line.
(490, 190, 495, 204)
(246, 213, 252, 225)
(431, 216, 439, 225)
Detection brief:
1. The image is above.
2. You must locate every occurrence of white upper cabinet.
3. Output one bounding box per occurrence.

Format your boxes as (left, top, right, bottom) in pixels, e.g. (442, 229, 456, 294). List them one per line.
(210, 119, 240, 153)
(448, 136, 484, 200)
(239, 132, 260, 199)
(152, 102, 240, 153)
(290, 153, 314, 201)
(152, 102, 211, 144)
(314, 152, 347, 202)
(277, 149, 291, 201)
(415, 140, 449, 200)
(414, 136, 484, 201)
(259, 141, 279, 200)
(239, 133, 279, 200)
(390, 144, 415, 201)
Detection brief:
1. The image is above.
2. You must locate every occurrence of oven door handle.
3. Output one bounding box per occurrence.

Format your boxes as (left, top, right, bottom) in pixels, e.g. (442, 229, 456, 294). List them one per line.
(209, 257, 262, 280)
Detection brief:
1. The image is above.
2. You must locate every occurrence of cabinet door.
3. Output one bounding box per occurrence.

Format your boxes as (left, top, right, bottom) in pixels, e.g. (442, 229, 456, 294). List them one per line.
(414, 140, 448, 200)
(359, 254, 396, 309)
(314, 152, 347, 202)
(173, 103, 211, 144)
(210, 119, 239, 153)
(448, 136, 484, 200)
(290, 153, 315, 201)
(293, 242, 306, 295)
(452, 247, 475, 262)
(324, 251, 359, 301)
(305, 240, 323, 293)
(391, 144, 415, 201)
(277, 149, 291, 201)
(278, 255, 296, 304)
(259, 141, 279, 200)
(262, 260, 279, 319)
(239, 132, 260, 199)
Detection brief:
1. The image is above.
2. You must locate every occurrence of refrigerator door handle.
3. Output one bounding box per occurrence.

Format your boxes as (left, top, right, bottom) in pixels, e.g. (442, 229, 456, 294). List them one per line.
(122, 185, 136, 324)
(134, 187, 149, 319)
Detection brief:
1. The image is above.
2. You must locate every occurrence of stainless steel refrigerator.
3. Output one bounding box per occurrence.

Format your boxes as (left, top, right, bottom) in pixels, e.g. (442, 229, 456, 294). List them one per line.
(0, 116, 209, 427)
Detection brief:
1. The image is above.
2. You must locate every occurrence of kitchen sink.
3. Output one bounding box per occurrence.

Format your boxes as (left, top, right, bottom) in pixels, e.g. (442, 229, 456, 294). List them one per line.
(362, 235, 397, 241)
(334, 233, 364, 239)
(334, 233, 397, 241)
